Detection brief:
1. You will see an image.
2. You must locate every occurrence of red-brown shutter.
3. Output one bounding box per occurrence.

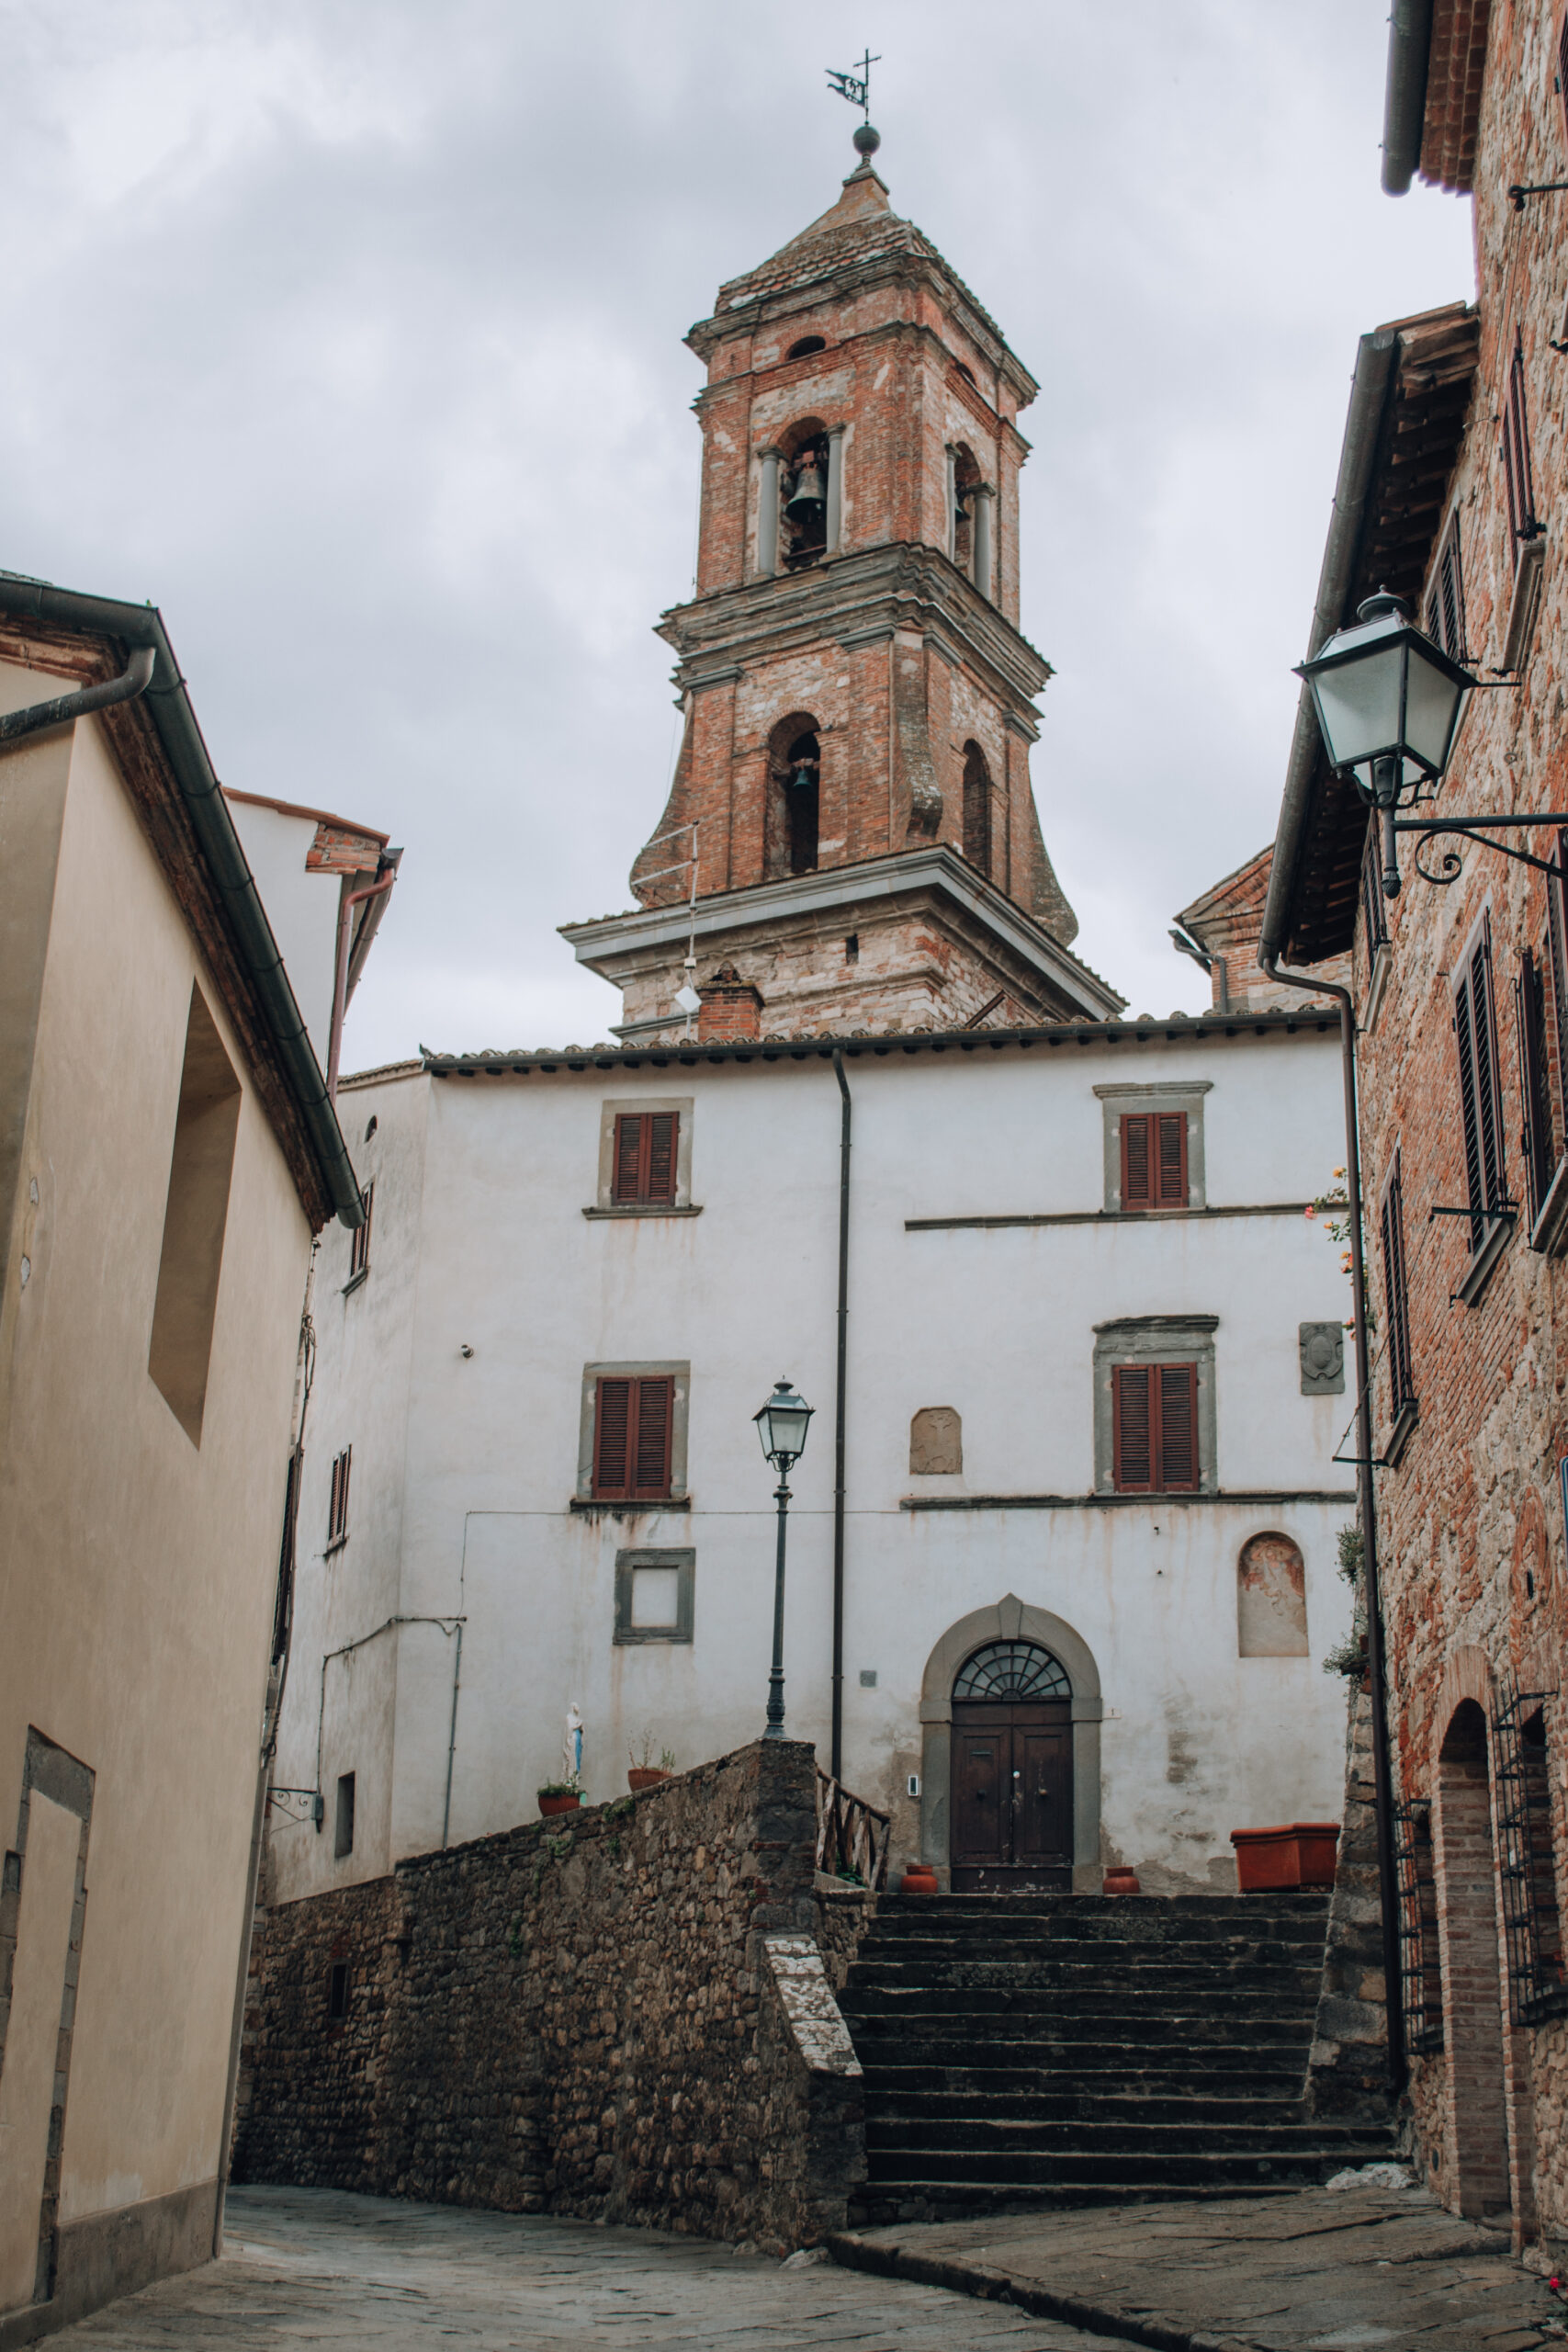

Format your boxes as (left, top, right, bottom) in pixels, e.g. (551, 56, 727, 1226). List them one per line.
(1122, 1116, 1152, 1210)
(1112, 1365, 1153, 1490)
(1156, 1364, 1199, 1491)
(646, 1113, 677, 1203)
(593, 1377, 632, 1495)
(1155, 1112, 1188, 1207)
(633, 1374, 674, 1495)
(612, 1115, 643, 1203)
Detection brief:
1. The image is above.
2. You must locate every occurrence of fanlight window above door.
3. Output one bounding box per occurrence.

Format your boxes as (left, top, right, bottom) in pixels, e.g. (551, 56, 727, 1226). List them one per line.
(953, 1642, 1071, 1702)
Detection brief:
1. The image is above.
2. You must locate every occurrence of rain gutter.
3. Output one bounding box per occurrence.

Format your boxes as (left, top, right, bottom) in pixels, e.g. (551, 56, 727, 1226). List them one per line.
(0, 574, 363, 1228)
(1382, 0, 1434, 196)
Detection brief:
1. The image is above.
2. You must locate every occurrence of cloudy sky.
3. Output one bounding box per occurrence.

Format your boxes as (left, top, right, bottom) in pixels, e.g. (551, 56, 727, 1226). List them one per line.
(6, 2, 1473, 1065)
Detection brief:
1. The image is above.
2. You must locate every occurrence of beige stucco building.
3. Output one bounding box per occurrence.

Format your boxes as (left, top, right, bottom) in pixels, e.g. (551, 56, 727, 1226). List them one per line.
(0, 575, 389, 2342)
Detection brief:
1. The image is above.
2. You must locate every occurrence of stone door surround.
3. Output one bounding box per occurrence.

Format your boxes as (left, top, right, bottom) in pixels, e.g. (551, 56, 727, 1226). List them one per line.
(919, 1597, 1103, 1892)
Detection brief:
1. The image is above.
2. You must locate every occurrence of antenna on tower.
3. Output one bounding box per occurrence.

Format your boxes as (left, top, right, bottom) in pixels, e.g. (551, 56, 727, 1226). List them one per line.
(826, 50, 882, 160)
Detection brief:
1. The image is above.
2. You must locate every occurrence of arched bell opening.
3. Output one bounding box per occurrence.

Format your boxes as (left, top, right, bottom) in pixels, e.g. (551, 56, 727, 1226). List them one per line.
(951, 443, 982, 575)
(961, 740, 993, 880)
(918, 1600, 1103, 1894)
(780, 418, 830, 569)
(765, 711, 821, 879)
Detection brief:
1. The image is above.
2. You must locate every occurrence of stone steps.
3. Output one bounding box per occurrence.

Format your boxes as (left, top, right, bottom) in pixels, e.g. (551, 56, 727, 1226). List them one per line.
(840, 1891, 1390, 2222)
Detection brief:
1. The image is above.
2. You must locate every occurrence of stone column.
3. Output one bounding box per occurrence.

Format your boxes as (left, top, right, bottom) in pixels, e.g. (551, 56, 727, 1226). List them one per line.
(757, 449, 781, 578)
(944, 446, 959, 562)
(973, 485, 995, 600)
(825, 425, 845, 555)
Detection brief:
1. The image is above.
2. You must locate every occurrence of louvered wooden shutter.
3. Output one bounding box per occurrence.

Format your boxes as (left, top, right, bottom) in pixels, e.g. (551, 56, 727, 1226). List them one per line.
(1381, 1164, 1415, 1415)
(633, 1374, 674, 1494)
(612, 1111, 678, 1204)
(1454, 922, 1506, 1250)
(1503, 333, 1539, 555)
(1122, 1116, 1152, 1209)
(1156, 1363, 1199, 1490)
(1112, 1366, 1153, 1490)
(593, 1377, 633, 1495)
(1559, 4, 1568, 151)
(613, 1116, 644, 1203)
(1156, 1113, 1187, 1206)
(592, 1374, 674, 1498)
(1515, 948, 1554, 1226)
(646, 1113, 676, 1203)
(1548, 834, 1568, 1159)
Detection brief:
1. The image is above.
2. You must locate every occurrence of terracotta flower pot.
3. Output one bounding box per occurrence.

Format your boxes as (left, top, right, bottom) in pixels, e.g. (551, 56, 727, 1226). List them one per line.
(899, 1865, 940, 1894)
(627, 1767, 671, 1792)
(1230, 1821, 1339, 1893)
(537, 1792, 581, 1817)
(1102, 1868, 1141, 1896)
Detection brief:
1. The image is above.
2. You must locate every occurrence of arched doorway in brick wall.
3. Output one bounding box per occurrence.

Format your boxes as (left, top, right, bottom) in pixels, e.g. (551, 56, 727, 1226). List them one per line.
(1434, 1699, 1511, 2221)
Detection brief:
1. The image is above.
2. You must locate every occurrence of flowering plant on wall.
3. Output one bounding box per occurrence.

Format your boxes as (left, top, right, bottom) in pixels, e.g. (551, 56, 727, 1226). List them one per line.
(1306, 1169, 1371, 1332)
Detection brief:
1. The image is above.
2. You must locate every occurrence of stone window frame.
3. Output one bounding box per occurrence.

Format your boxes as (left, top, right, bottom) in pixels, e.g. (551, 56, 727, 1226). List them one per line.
(586, 1099, 698, 1218)
(574, 1362, 691, 1506)
(1091, 1315, 1219, 1496)
(614, 1547, 696, 1645)
(1093, 1081, 1212, 1214)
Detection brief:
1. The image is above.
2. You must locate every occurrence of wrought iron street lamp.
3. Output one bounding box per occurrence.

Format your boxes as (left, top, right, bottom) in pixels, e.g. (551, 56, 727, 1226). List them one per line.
(753, 1379, 814, 1740)
(1297, 590, 1475, 899)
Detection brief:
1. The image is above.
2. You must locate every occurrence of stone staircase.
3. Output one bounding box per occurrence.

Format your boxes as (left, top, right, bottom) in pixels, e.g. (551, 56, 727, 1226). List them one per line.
(838, 1893, 1394, 2222)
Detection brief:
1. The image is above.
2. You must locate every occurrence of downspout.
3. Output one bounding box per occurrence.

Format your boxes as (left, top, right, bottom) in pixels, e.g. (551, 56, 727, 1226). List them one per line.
(1258, 944, 1405, 2095)
(0, 643, 155, 741)
(327, 865, 399, 1101)
(830, 1047, 852, 1783)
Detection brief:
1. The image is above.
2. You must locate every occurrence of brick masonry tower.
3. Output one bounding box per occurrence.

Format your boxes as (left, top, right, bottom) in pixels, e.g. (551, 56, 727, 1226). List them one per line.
(561, 131, 1123, 1040)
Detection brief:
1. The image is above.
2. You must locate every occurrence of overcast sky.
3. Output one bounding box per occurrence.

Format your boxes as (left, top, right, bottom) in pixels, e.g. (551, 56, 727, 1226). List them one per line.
(5, 2, 1474, 1065)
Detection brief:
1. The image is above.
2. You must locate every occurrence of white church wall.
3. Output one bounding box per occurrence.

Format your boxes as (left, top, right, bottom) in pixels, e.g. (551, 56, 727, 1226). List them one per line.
(268, 1023, 1357, 1904)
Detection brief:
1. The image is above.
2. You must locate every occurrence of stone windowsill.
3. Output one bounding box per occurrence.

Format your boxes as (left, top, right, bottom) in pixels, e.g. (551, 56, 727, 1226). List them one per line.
(342, 1267, 368, 1295)
(901, 1487, 1355, 1511)
(583, 1204, 704, 1219)
(1383, 1398, 1419, 1470)
(569, 1495, 691, 1516)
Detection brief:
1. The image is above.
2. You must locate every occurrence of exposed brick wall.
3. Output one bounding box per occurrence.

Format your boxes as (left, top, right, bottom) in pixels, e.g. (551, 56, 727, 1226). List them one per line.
(1315, 0, 1568, 2256)
(233, 1741, 871, 2253)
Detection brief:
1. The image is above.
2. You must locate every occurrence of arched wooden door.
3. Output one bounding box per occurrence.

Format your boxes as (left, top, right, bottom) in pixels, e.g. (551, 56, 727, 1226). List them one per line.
(950, 1641, 1073, 1892)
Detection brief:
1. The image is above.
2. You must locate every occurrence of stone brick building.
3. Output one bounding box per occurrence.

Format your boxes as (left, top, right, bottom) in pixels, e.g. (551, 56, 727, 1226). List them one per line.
(560, 135, 1122, 1041)
(1262, 0, 1568, 2257)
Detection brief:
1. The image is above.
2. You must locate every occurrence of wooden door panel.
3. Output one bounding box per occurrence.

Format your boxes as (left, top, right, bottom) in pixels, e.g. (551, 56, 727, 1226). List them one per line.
(1017, 1726, 1072, 1864)
(953, 1729, 1007, 1867)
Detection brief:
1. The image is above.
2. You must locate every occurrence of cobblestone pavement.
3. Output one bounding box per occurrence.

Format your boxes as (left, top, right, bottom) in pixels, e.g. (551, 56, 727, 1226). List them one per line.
(835, 2183, 1565, 2351)
(44, 2185, 1124, 2350)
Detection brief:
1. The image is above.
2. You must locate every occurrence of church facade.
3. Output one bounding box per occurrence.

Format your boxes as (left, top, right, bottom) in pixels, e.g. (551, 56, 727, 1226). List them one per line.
(262, 143, 1357, 1913)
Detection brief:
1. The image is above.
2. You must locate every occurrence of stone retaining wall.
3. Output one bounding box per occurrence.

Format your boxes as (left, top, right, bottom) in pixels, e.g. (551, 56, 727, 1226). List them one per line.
(232, 1739, 871, 2252)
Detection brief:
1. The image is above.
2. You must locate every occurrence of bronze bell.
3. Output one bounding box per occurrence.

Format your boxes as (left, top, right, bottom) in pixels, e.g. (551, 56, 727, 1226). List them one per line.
(784, 459, 826, 522)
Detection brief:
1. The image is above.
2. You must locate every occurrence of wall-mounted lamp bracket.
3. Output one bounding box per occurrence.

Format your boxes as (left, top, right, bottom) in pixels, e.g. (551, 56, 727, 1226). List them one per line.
(1392, 814, 1568, 887)
(1510, 181, 1568, 210)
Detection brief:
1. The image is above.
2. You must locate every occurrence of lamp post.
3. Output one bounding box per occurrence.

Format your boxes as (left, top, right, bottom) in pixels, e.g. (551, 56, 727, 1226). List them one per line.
(1296, 589, 1475, 898)
(753, 1378, 814, 1741)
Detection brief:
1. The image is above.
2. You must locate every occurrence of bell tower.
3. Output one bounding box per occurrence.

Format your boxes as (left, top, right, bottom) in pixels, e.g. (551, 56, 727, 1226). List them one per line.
(561, 130, 1123, 1039)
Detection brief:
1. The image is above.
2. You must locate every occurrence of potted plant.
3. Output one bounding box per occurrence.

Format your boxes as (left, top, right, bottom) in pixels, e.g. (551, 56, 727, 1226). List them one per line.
(537, 1776, 582, 1818)
(627, 1732, 676, 1792)
(1230, 1822, 1340, 1892)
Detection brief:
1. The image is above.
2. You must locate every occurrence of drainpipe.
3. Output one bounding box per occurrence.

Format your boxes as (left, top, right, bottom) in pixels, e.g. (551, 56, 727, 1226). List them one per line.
(1258, 946, 1406, 2096)
(0, 643, 156, 742)
(830, 1047, 852, 1782)
(327, 865, 398, 1101)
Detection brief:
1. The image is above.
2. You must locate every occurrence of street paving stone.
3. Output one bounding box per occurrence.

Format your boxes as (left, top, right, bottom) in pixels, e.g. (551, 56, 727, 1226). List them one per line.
(43, 2185, 1124, 2351)
(833, 2185, 1565, 2351)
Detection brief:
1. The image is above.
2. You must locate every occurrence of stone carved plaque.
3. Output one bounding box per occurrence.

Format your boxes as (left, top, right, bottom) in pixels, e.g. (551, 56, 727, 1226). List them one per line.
(1299, 1321, 1345, 1395)
(909, 1406, 962, 1476)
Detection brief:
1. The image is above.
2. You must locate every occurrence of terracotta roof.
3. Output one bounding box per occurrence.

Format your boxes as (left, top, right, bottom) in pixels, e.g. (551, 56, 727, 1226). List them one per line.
(1276, 303, 1479, 966)
(416, 1010, 1336, 1079)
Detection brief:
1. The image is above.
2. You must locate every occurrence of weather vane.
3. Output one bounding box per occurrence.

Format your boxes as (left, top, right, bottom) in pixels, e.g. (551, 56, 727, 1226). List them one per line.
(826, 50, 880, 123)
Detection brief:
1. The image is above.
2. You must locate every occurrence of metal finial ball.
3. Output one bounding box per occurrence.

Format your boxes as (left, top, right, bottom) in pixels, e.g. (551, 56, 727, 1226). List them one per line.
(852, 122, 881, 158)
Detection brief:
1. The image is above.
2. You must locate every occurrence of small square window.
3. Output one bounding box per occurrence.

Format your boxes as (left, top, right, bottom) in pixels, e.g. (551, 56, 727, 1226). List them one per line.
(614, 1548, 694, 1645)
